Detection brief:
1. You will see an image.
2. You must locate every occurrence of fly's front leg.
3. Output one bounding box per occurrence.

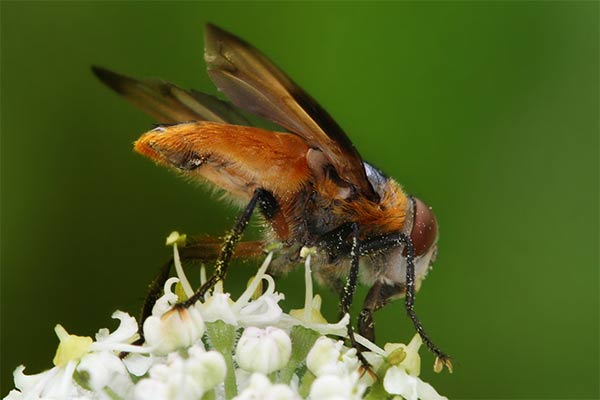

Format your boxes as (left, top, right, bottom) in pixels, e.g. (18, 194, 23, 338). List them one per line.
(357, 232, 451, 371)
(182, 189, 265, 307)
(401, 233, 452, 371)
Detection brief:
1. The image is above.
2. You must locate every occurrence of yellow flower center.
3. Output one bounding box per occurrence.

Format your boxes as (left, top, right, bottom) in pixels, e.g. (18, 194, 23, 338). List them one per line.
(52, 324, 93, 367)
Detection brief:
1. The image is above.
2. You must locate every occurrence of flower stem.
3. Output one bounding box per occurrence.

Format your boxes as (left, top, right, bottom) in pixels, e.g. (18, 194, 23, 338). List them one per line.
(206, 321, 238, 399)
(278, 325, 320, 384)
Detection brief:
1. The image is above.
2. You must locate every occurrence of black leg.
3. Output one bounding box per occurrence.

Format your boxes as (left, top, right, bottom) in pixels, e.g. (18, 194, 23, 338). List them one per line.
(357, 232, 451, 370)
(139, 237, 264, 330)
(119, 238, 265, 358)
(181, 189, 263, 307)
(121, 257, 175, 355)
(141, 257, 175, 330)
(138, 238, 265, 329)
(339, 223, 371, 370)
(400, 233, 452, 370)
(357, 286, 379, 343)
(358, 281, 405, 343)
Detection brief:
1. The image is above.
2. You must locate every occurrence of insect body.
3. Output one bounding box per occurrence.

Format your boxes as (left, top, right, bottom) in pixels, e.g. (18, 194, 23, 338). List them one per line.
(94, 24, 451, 370)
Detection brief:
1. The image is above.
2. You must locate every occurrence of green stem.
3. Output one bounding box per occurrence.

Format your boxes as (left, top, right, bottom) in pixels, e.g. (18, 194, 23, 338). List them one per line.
(298, 370, 316, 398)
(201, 390, 216, 400)
(278, 325, 320, 384)
(364, 365, 392, 400)
(364, 381, 391, 400)
(206, 321, 238, 399)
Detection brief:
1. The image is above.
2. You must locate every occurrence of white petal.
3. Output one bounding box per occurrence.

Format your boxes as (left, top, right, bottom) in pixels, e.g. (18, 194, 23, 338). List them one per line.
(12, 363, 85, 399)
(123, 354, 155, 377)
(383, 366, 418, 400)
(3, 390, 22, 400)
(340, 347, 360, 374)
(238, 293, 284, 327)
(41, 361, 79, 399)
(151, 277, 180, 317)
(134, 377, 167, 400)
(94, 311, 139, 345)
(279, 312, 350, 338)
(361, 351, 385, 373)
(77, 351, 132, 396)
(199, 292, 238, 325)
(13, 365, 54, 393)
(234, 368, 254, 394)
(415, 379, 449, 400)
(402, 334, 422, 376)
(136, 347, 223, 400)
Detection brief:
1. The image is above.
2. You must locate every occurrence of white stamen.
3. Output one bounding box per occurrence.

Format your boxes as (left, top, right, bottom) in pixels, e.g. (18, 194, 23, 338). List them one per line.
(200, 264, 207, 286)
(304, 253, 313, 322)
(173, 243, 194, 298)
(233, 252, 273, 310)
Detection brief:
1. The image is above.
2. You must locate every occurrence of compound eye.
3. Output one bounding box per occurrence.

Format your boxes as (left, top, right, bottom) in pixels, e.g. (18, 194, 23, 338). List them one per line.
(410, 197, 438, 257)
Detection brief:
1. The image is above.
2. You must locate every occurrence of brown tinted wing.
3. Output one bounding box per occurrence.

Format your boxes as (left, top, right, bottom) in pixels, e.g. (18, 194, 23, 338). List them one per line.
(92, 66, 249, 125)
(180, 236, 265, 262)
(204, 24, 378, 201)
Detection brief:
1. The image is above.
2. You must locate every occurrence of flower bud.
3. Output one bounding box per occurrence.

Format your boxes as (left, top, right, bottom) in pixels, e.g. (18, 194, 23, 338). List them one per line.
(186, 347, 227, 393)
(134, 345, 226, 400)
(235, 327, 291, 374)
(143, 303, 205, 355)
(306, 337, 343, 377)
(310, 373, 365, 400)
(234, 373, 300, 400)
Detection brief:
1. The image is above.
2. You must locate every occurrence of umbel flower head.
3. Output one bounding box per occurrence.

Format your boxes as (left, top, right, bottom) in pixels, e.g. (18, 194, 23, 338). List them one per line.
(4, 232, 448, 400)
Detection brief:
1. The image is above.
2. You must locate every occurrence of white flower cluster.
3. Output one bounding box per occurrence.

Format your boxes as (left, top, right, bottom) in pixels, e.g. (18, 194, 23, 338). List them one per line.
(4, 233, 448, 400)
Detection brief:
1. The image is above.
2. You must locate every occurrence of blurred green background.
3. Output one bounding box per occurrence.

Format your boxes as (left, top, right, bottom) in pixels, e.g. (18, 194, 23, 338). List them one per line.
(1, 2, 598, 398)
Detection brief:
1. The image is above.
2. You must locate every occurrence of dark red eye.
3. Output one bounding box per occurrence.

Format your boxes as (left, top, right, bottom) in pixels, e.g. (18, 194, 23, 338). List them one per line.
(410, 197, 438, 257)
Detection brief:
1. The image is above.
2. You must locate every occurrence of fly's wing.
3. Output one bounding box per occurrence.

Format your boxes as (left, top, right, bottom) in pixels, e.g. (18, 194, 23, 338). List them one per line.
(92, 66, 250, 125)
(204, 24, 378, 202)
(180, 235, 264, 262)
